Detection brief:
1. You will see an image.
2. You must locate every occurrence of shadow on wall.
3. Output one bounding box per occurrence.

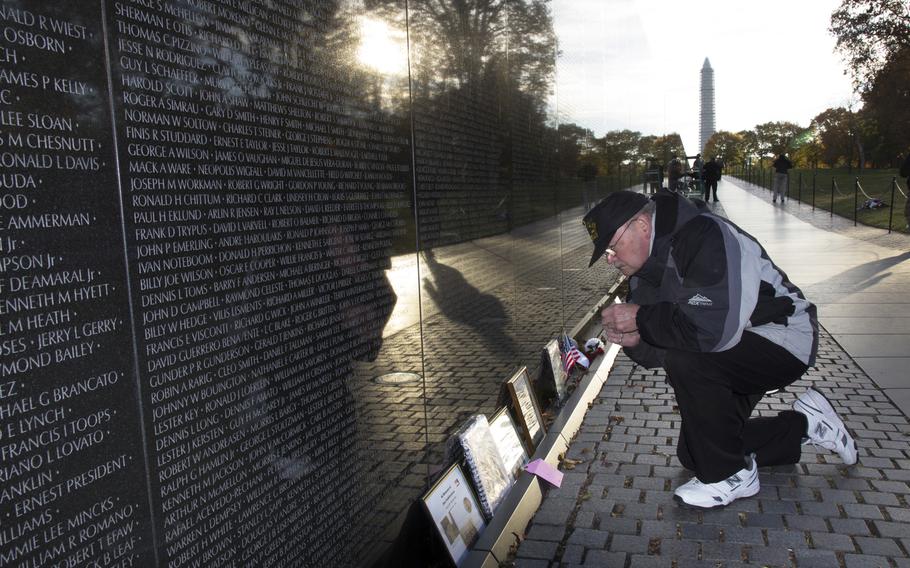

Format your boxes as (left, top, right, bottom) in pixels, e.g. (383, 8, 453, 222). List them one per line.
(421, 249, 517, 358)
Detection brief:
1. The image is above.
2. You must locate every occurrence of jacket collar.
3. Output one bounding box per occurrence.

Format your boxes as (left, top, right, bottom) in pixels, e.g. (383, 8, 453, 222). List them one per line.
(633, 192, 702, 285)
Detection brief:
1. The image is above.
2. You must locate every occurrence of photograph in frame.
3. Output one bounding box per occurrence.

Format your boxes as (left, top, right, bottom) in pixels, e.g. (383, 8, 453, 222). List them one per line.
(422, 464, 487, 566)
(506, 367, 545, 450)
(489, 407, 530, 479)
(544, 339, 568, 400)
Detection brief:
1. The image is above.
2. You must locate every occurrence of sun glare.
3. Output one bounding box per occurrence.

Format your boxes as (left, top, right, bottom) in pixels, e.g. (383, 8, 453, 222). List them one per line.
(356, 17, 408, 77)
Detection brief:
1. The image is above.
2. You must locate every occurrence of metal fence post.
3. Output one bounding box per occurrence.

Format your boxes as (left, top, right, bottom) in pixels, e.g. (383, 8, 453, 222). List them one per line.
(830, 178, 835, 218)
(798, 172, 802, 203)
(853, 176, 858, 227)
(812, 171, 816, 211)
(889, 176, 896, 233)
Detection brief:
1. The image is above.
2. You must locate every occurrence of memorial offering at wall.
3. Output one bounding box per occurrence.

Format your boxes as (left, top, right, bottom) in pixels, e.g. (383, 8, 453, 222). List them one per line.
(543, 339, 568, 400)
(445, 414, 512, 520)
(506, 367, 545, 450)
(489, 408, 528, 479)
(422, 464, 486, 567)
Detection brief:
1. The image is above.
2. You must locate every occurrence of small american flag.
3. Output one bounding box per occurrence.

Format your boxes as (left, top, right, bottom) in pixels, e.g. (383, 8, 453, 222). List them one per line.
(561, 334, 589, 373)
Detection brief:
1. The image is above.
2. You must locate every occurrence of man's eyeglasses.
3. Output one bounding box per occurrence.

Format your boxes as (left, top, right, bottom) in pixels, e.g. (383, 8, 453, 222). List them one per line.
(604, 218, 634, 258)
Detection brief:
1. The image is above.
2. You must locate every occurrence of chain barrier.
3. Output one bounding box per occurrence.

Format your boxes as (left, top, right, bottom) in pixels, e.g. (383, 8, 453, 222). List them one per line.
(832, 179, 849, 197)
(856, 180, 875, 201)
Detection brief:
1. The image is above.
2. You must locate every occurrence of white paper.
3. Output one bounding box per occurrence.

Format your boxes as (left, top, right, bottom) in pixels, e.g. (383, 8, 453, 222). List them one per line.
(489, 410, 529, 479)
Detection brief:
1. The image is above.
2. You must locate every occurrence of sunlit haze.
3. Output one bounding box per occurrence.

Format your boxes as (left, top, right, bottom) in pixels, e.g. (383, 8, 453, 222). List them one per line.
(357, 16, 408, 77)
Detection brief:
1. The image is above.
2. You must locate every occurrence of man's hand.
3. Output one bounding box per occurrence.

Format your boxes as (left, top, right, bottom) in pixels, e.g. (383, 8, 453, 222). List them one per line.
(601, 303, 641, 347)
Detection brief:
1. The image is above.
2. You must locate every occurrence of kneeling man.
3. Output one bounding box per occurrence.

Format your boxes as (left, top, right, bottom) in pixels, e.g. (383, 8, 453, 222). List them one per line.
(583, 191, 857, 508)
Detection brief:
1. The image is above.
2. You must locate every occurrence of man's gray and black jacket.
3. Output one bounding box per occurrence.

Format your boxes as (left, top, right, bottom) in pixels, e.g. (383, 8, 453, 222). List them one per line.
(625, 192, 818, 369)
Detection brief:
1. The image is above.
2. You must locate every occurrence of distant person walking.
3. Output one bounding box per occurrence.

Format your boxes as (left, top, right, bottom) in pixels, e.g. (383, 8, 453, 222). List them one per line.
(646, 161, 664, 194)
(772, 153, 793, 203)
(692, 154, 705, 197)
(667, 157, 684, 193)
(703, 156, 722, 202)
(901, 153, 910, 230)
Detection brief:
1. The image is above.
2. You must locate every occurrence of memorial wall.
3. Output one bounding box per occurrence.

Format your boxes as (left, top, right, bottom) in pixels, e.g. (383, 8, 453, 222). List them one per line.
(0, 1, 618, 566)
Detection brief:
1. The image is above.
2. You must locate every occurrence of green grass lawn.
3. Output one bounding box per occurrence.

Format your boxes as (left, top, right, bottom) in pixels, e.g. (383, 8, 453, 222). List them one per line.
(735, 168, 909, 233)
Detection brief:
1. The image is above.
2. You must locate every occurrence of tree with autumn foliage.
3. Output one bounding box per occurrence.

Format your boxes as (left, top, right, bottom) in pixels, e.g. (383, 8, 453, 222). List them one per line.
(703, 131, 745, 168)
(830, 0, 910, 161)
(830, 0, 910, 93)
(860, 46, 910, 164)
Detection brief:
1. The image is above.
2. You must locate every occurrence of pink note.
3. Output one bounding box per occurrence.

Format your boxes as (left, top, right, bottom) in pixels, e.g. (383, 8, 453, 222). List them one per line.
(525, 459, 563, 488)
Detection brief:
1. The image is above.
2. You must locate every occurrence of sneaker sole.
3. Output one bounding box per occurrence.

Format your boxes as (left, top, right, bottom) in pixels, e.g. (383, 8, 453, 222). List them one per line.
(672, 479, 760, 510)
(795, 388, 858, 465)
(672, 484, 760, 510)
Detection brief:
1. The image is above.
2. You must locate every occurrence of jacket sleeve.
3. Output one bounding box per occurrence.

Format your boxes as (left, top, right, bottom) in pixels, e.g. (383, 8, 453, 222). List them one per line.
(635, 216, 755, 353)
(623, 342, 665, 369)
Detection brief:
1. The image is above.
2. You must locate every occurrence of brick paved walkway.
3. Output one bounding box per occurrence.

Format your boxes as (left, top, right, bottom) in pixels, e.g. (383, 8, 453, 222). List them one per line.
(515, 331, 910, 567)
(513, 196, 910, 568)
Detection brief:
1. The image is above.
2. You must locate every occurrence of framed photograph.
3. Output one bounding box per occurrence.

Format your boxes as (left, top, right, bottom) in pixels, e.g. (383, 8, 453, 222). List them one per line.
(451, 415, 513, 519)
(506, 367, 545, 450)
(542, 339, 567, 400)
(489, 407, 530, 479)
(422, 464, 486, 566)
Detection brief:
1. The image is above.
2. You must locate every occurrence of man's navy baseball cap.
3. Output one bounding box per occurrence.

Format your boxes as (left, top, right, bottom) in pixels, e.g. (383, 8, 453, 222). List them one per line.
(582, 191, 650, 267)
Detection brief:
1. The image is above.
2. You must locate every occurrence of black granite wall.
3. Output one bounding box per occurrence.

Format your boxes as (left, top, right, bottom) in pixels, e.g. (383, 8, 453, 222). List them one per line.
(0, 1, 615, 565)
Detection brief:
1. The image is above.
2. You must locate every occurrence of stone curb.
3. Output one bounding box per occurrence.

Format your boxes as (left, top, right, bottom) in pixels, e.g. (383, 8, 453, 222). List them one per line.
(464, 279, 626, 567)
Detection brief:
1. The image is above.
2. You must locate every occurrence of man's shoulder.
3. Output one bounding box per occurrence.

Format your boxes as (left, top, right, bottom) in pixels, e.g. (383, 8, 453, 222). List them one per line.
(676, 212, 722, 237)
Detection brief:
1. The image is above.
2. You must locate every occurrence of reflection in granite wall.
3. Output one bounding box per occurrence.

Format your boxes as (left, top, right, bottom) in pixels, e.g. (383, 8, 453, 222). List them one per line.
(0, 0, 618, 566)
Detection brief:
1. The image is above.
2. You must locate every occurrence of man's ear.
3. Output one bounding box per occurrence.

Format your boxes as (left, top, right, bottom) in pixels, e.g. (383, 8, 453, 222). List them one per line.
(635, 214, 652, 237)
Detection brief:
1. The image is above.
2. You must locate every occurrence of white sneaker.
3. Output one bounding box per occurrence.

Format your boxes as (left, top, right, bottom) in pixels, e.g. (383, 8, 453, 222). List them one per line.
(793, 388, 858, 465)
(674, 454, 759, 509)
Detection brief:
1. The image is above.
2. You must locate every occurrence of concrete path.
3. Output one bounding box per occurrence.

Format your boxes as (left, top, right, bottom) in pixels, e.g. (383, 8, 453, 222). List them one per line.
(512, 180, 910, 567)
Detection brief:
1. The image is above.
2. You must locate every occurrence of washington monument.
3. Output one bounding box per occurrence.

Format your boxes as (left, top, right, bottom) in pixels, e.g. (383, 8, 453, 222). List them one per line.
(699, 58, 715, 153)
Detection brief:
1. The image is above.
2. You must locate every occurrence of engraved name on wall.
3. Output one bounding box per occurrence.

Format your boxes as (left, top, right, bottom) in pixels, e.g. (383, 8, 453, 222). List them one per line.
(108, 1, 408, 566)
(0, 3, 152, 566)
